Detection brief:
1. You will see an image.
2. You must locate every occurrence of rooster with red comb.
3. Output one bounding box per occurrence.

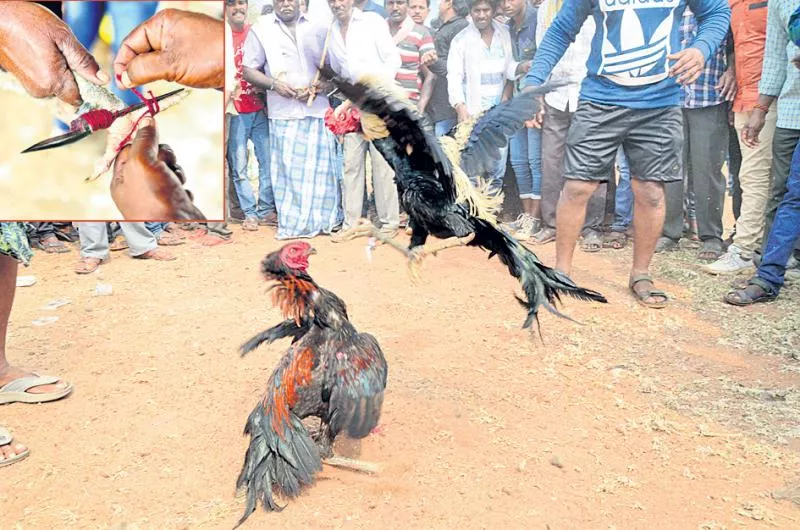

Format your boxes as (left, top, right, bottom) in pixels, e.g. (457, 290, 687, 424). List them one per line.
(235, 242, 388, 526)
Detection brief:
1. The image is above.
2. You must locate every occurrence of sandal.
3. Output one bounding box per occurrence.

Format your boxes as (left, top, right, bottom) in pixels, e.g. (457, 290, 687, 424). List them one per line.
(74, 256, 106, 274)
(629, 273, 669, 309)
(697, 239, 725, 262)
(156, 231, 186, 246)
(35, 236, 70, 254)
(655, 237, 679, 253)
(580, 230, 603, 253)
(242, 217, 259, 231)
(603, 231, 628, 250)
(723, 279, 778, 306)
(134, 248, 177, 261)
(531, 227, 556, 245)
(0, 373, 73, 404)
(0, 426, 29, 468)
(109, 237, 129, 252)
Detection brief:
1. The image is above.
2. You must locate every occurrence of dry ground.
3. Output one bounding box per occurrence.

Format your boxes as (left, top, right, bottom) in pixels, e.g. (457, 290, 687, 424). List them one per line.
(1, 225, 798, 530)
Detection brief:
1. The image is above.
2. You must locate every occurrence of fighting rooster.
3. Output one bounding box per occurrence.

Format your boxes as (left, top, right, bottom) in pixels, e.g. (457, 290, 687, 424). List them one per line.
(235, 242, 388, 526)
(320, 69, 607, 330)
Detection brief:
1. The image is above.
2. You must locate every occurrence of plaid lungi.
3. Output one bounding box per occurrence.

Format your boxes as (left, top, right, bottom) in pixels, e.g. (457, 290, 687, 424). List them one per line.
(0, 222, 32, 266)
(270, 117, 343, 239)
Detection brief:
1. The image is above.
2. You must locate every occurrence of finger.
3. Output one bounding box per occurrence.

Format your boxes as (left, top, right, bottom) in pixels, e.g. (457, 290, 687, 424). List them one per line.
(114, 15, 165, 86)
(57, 31, 109, 87)
(129, 117, 160, 165)
(157, 143, 177, 166)
(121, 51, 174, 88)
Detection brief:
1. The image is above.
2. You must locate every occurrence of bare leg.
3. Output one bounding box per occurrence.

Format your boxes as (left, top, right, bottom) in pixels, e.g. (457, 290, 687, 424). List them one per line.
(554, 180, 601, 275)
(0, 255, 68, 395)
(630, 180, 668, 305)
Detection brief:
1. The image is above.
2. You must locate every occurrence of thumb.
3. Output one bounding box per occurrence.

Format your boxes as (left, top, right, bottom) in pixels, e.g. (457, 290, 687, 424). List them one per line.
(120, 51, 174, 88)
(130, 117, 160, 165)
(57, 32, 109, 86)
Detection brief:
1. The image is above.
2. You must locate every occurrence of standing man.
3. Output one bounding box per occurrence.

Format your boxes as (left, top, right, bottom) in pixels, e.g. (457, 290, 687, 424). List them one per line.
(327, 0, 402, 242)
(421, 0, 469, 136)
(226, 0, 277, 232)
(528, 0, 598, 248)
(658, 10, 732, 262)
(243, 0, 344, 239)
(447, 0, 524, 197)
(741, 0, 800, 272)
(705, 0, 774, 275)
(387, 0, 437, 113)
(502, 0, 541, 240)
(524, 0, 730, 308)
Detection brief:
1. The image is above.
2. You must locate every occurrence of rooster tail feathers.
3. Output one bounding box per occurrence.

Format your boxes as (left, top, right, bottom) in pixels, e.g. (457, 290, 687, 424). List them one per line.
(235, 404, 322, 527)
(471, 219, 608, 330)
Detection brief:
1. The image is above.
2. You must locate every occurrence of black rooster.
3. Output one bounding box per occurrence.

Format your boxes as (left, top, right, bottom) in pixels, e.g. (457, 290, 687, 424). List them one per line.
(320, 70, 607, 330)
(235, 242, 388, 526)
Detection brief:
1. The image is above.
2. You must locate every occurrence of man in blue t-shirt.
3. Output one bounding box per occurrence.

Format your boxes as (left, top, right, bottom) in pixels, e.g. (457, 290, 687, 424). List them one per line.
(524, 0, 729, 309)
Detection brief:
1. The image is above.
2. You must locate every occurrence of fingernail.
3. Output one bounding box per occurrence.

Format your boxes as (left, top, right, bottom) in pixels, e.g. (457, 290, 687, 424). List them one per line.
(97, 70, 110, 84)
(141, 117, 154, 127)
(120, 71, 132, 88)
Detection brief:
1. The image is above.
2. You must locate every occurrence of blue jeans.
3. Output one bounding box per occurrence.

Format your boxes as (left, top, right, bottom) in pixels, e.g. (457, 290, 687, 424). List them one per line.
(612, 147, 633, 232)
(471, 146, 508, 197)
(509, 127, 542, 199)
(434, 119, 457, 137)
(227, 111, 274, 219)
(145, 222, 167, 237)
(63, 1, 158, 107)
(756, 139, 800, 292)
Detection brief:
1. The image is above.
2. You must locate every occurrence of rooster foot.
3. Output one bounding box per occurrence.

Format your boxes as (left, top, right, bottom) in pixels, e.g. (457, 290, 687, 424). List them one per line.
(323, 455, 381, 475)
(407, 246, 426, 283)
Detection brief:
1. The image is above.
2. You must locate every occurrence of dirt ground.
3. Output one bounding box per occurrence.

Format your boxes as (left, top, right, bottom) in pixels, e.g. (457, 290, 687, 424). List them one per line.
(0, 1, 224, 221)
(1, 224, 798, 530)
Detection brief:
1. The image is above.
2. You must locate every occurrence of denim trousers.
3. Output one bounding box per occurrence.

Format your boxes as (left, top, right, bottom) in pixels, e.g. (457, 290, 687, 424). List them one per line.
(227, 110, 275, 219)
(509, 127, 542, 199)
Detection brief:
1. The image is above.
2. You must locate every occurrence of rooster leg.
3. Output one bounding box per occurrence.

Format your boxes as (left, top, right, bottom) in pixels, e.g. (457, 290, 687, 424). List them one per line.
(423, 233, 476, 256)
(323, 456, 381, 475)
(368, 227, 415, 258)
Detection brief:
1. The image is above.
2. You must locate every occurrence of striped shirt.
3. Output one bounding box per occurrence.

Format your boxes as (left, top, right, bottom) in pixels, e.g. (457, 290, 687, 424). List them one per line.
(679, 9, 728, 109)
(759, 0, 800, 130)
(392, 16, 435, 101)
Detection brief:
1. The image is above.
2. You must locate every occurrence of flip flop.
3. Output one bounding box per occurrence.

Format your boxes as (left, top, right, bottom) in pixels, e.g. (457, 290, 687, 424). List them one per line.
(0, 374, 73, 405)
(0, 426, 29, 468)
(629, 273, 669, 309)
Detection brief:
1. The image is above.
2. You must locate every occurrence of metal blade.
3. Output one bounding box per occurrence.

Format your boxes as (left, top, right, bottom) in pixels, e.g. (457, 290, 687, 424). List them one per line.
(21, 129, 93, 154)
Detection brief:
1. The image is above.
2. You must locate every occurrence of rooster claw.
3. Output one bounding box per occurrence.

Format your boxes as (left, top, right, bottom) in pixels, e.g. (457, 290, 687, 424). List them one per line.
(323, 455, 381, 475)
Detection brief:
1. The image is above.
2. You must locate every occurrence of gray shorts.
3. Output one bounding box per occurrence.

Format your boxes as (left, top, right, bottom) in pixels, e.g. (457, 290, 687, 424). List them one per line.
(563, 101, 684, 183)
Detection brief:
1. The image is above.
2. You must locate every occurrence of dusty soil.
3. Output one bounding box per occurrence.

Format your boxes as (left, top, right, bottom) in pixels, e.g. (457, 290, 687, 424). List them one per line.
(0, 1, 224, 221)
(1, 225, 798, 530)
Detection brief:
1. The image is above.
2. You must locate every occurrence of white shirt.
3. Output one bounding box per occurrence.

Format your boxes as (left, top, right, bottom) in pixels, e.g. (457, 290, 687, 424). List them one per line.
(243, 14, 331, 120)
(327, 8, 401, 83)
(535, 0, 594, 113)
(225, 21, 237, 115)
(447, 20, 519, 116)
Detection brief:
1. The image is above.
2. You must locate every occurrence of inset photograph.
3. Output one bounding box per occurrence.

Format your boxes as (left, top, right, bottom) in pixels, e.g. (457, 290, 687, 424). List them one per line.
(0, 0, 225, 221)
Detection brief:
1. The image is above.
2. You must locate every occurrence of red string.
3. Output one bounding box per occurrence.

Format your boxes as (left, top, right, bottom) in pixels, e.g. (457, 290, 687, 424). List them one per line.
(112, 75, 163, 152)
(77, 109, 116, 131)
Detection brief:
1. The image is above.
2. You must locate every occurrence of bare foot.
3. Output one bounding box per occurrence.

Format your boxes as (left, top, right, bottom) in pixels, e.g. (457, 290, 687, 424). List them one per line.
(0, 365, 69, 395)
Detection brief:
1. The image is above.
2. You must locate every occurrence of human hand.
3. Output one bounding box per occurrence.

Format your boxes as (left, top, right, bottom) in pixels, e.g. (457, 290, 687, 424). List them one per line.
(273, 79, 298, 99)
(741, 109, 766, 149)
(0, 1, 108, 106)
(455, 104, 470, 123)
(668, 47, 706, 85)
(111, 118, 205, 220)
(420, 50, 438, 67)
(114, 9, 223, 89)
(716, 68, 737, 101)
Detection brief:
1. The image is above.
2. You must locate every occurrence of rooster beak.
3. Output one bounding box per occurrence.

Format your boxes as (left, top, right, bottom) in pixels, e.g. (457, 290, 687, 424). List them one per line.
(308, 247, 317, 255)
